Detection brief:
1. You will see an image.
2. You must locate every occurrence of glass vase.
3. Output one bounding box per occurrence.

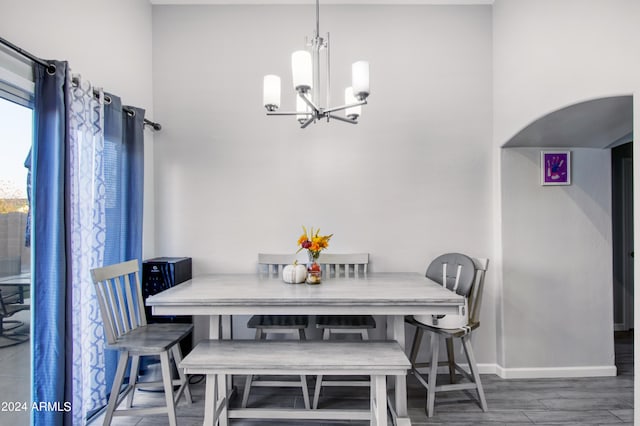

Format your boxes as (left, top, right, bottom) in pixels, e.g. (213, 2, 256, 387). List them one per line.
(306, 251, 322, 284)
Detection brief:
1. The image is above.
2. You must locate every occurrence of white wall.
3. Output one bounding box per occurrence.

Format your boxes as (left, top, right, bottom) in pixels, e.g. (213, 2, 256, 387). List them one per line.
(152, 5, 496, 353)
(0, 0, 156, 259)
(493, 0, 640, 376)
(5, 0, 637, 381)
(502, 148, 614, 371)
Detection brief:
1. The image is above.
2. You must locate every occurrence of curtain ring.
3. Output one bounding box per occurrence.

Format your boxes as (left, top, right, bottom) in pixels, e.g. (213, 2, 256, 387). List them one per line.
(127, 109, 135, 118)
(104, 95, 112, 105)
(46, 63, 57, 75)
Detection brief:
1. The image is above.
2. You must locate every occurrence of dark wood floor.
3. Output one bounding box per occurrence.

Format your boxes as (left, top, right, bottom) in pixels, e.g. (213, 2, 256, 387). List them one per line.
(88, 331, 634, 425)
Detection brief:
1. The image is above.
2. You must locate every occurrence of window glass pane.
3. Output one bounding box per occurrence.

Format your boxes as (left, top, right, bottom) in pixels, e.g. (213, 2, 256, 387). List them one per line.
(0, 97, 32, 275)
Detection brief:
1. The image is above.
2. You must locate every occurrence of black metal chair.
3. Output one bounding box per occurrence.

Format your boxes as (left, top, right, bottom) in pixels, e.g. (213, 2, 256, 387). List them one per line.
(0, 288, 30, 348)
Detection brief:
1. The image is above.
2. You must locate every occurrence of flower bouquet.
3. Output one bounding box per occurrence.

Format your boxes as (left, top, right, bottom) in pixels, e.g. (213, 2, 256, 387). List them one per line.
(297, 226, 332, 284)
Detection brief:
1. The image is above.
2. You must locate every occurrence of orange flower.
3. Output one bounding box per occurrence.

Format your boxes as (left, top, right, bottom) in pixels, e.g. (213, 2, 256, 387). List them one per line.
(296, 226, 332, 255)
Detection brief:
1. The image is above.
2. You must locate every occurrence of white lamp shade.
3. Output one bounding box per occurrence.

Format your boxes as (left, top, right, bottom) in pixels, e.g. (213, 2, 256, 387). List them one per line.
(296, 95, 310, 123)
(263, 75, 281, 110)
(344, 87, 361, 119)
(292, 50, 313, 92)
(352, 61, 370, 100)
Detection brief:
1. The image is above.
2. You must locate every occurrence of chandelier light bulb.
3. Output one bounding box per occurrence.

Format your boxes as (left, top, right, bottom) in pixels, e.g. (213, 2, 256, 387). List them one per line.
(352, 61, 370, 100)
(344, 87, 361, 120)
(292, 50, 313, 93)
(263, 75, 281, 111)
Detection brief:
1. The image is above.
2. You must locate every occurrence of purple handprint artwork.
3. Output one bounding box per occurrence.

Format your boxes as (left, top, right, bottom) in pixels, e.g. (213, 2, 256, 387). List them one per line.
(541, 151, 570, 185)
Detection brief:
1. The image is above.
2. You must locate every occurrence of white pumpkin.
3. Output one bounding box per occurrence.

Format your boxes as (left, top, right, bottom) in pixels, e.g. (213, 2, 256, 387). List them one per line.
(282, 262, 307, 284)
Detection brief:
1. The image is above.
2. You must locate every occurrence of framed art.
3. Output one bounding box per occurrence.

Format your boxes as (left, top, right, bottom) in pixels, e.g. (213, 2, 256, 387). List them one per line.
(541, 150, 571, 185)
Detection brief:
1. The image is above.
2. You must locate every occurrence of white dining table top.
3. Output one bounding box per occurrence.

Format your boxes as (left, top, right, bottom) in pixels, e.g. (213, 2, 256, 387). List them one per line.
(146, 272, 465, 316)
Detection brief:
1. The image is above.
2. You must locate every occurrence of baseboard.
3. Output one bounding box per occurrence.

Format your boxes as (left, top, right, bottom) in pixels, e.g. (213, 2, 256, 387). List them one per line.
(614, 323, 631, 331)
(493, 364, 617, 379)
(420, 363, 617, 379)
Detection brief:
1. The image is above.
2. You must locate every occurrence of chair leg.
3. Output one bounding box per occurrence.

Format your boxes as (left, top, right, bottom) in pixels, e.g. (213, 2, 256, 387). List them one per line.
(217, 373, 229, 426)
(297, 329, 311, 409)
(312, 328, 331, 409)
(103, 351, 129, 426)
(461, 335, 487, 412)
(426, 332, 439, 418)
(241, 374, 252, 408)
(171, 344, 193, 404)
(160, 351, 177, 426)
(445, 337, 456, 384)
(409, 327, 424, 365)
(126, 355, 140, 408)
(312, 376, 322, 410)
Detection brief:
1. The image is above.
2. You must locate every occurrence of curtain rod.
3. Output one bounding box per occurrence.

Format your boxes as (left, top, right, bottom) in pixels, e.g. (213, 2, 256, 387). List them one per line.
(0, 36, 161, 131)
(0, 35, 56, 74)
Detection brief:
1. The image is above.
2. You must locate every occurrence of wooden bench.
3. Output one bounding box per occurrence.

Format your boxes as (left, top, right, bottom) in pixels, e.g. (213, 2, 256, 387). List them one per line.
(180, 340, 411, 426)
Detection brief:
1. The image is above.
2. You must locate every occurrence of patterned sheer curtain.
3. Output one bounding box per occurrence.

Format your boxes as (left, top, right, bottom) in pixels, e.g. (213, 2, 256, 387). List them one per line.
(68, 75, 107, 425)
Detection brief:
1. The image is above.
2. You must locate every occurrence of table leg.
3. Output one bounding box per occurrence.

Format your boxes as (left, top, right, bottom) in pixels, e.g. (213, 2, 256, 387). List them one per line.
(209, 315, 220, 339)
(220, 315, 234, 393)
(203, 373, 216, 426)
(389, 315, 411, 425)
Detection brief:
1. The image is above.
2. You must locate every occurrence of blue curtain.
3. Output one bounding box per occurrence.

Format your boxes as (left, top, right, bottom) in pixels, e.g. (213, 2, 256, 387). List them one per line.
(102, 95, 144, 267)
(31, 65, 145, 425)
(101, 95, 144, 398)
(31, 60, 70, 426)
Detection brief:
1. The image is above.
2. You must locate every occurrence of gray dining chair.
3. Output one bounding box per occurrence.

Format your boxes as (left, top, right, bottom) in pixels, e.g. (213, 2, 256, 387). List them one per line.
(405, 253, 489, 417)
(91, 259, 192, 426)
(312, 253, 375, 409)
(242, 253, 311, 409)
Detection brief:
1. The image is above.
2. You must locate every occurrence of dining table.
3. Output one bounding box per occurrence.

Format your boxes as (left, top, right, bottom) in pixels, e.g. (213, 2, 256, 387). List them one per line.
(146, 272, 465, 426)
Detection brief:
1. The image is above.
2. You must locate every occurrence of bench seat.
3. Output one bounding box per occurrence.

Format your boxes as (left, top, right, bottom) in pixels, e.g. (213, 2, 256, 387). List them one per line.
(181, 339, 410, 426)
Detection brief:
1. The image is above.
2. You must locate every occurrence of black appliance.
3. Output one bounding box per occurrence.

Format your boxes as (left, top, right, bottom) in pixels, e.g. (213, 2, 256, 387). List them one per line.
(139, 257, 193, 384)
(142, 256, 193, 324)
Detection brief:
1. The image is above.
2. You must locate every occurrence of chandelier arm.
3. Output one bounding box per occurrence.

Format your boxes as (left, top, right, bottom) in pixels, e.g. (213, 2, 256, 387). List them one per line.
(267, 111, 311, 116)
(300, 117, 316, 128)
(299, 92, 320, 113)
(323, 100, 367, 114)
(327, 114, 358, 124)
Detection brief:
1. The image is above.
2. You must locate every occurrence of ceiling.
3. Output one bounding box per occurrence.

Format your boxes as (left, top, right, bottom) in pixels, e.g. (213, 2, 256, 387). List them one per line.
(149, 0, 493, 4)
(502, 96, 633, 149)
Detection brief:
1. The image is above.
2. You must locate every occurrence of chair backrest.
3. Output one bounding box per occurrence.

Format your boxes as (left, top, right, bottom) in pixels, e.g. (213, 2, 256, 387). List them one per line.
(0, 289, 10, 317)
(468, 257, 489, 325)
(426, 253, 476, 298)
(90, 259, 146, 345)
(257, 253, 298, 278)
(316, 253, 369, 278)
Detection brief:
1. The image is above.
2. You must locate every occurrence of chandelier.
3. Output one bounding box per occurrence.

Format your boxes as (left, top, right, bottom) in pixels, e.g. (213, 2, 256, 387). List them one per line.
(262, 0, 370, 129)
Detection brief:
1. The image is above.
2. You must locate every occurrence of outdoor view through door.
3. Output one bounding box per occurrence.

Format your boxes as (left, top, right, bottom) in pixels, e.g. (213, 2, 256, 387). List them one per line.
(0, 97, 31, 276)
(0, 96, 32, 425)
